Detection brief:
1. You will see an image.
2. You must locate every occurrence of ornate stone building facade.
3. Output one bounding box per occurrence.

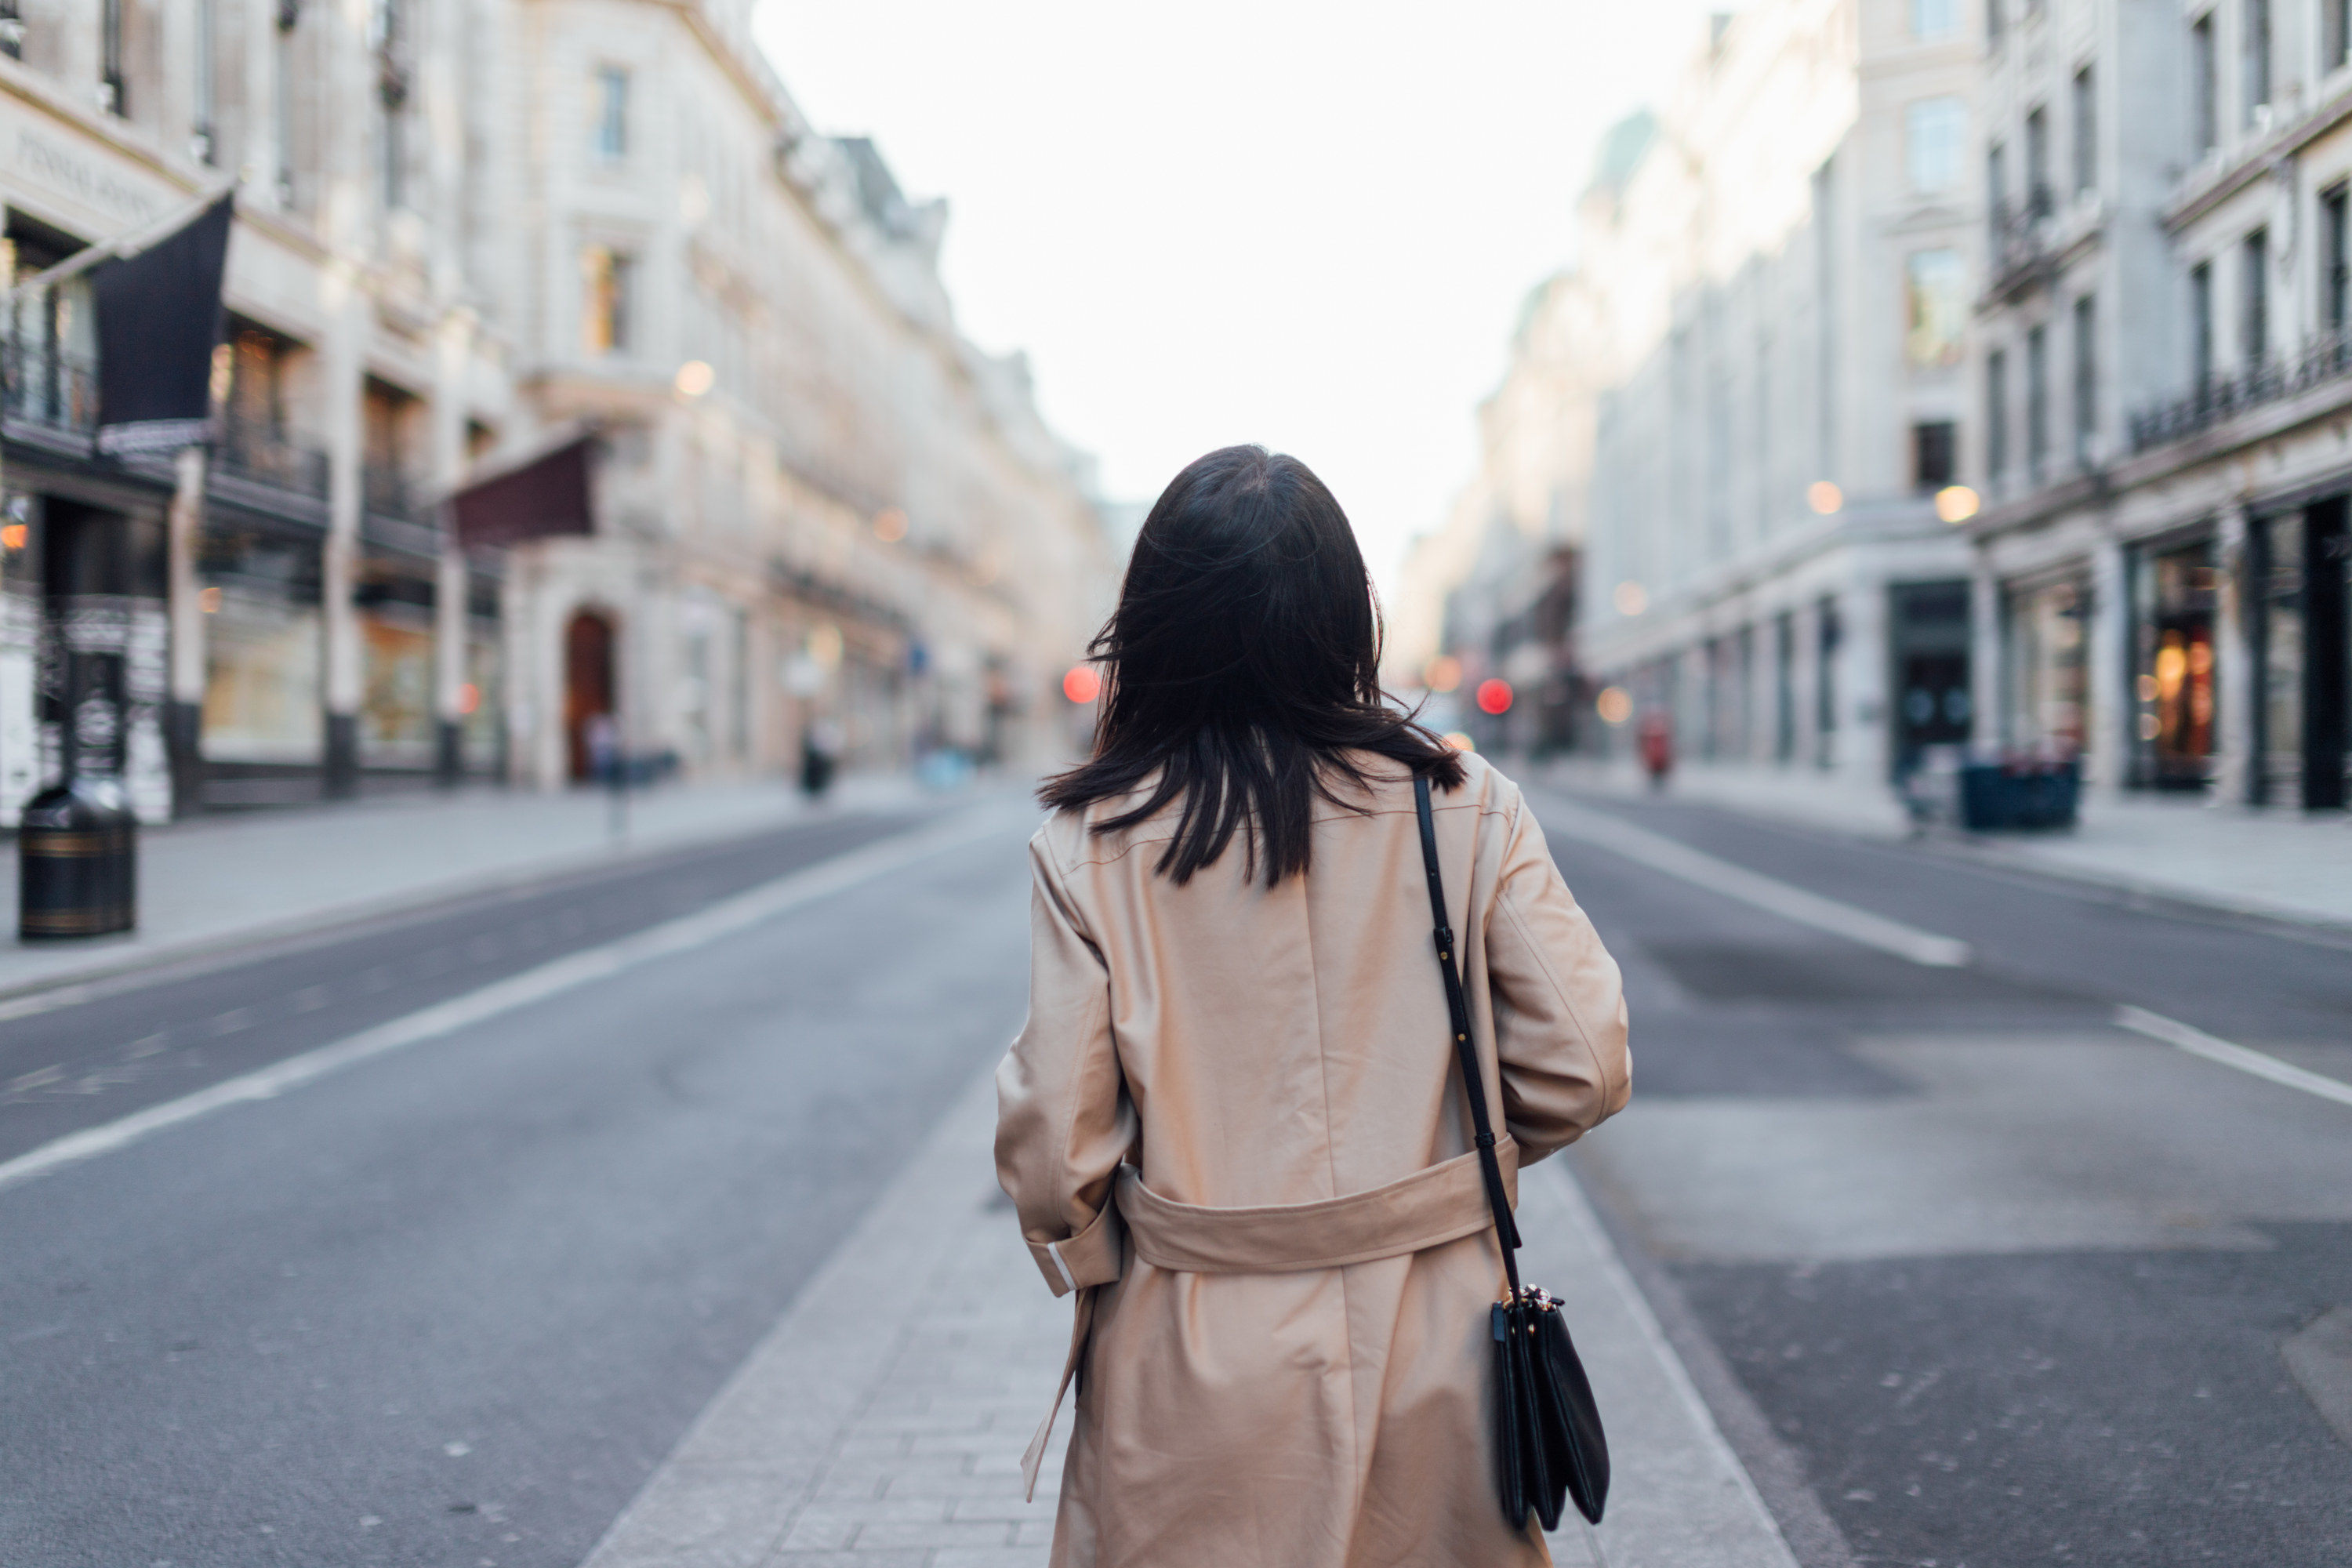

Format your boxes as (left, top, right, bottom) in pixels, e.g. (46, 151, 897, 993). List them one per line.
(1968, 0, 2350, 810)
(1406, 1, 1986, 787)
(0, 0, 1109, 823)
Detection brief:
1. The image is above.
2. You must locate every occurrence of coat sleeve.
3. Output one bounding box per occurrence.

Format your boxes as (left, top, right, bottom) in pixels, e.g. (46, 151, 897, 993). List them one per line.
(1481, 789, 1632, 1165)
(994, 827, 1137, 1297)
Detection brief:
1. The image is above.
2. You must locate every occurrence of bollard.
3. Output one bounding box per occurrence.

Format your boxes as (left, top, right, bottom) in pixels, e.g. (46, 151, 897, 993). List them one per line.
(18, 777, 137, 939)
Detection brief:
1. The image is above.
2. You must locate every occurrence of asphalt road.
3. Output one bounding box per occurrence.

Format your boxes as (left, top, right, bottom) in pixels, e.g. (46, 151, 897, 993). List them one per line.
(1528, 784, 2352, 1568)
(1, 780, 2347, 1568)
(0, 803, 1034, 1568)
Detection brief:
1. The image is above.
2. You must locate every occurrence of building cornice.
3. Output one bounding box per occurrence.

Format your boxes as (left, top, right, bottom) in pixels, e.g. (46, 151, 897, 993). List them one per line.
(1974, 370, 2352, 541)
(2165, 85, 2352, 233)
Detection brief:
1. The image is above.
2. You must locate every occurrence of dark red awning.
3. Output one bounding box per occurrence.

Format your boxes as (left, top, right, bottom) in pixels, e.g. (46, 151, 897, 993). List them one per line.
(451, 433, 596, 548)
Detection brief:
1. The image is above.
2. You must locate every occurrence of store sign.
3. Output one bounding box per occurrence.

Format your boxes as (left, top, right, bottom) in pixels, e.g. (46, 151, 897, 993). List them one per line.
(10, 125, 166, 229)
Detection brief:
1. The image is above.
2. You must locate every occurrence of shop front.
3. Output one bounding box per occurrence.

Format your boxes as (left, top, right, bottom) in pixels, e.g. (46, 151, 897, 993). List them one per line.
(2003, 572, 2091, 763)
(2129, 533, 2218, 792)
(2249, 498, 2350, 810)
(196, 517, 324, 805)
(1889, 579, 1973, 776)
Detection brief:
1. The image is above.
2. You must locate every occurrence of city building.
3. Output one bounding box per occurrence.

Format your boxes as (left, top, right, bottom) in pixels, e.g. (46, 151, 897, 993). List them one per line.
(1968, 0, 2350, 810)
(0, 0, 1111, 826)
(1393, 113, 1659, 753)
(488, 0, 1112, 789)
(0, 0, 513, 820)
(1573, 0, 1987, 786)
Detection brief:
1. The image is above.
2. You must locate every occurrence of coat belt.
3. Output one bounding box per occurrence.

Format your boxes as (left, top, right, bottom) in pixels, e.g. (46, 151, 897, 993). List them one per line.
(1018, 1136, 1520, 1500)
(1116, 1135, 1518, 1273)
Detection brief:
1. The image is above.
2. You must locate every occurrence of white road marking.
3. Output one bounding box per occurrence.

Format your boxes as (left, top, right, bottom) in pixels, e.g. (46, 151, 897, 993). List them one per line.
(1537, 797, 1974, 968)
(2114, 1006, 2352, 1109)
(0, 810, 1019, 1198)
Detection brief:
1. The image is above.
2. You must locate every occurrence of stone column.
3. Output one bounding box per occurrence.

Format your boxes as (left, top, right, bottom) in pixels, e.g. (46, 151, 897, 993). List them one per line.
(2087, 534, 2131, 800)
(321, 270, 363, 797)
(1837, 577, 1889, 785)
(430, 315, 473, 786)
(318, 0, 369, 797)
(1969, 550, 2002, 757)
(1748, 614, 1774, 764)
(165, 445, 209, 815)
(1791, 597, 1821, 768)
(2212, 502, 2256, 805)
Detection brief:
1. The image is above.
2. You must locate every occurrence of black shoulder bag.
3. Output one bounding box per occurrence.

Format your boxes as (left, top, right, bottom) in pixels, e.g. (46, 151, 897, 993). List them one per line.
(1414, 775, 1610, 1532)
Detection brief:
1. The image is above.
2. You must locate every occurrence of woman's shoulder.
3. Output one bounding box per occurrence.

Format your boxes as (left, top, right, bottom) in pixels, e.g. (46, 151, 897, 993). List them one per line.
(1032, 779, 1178, 875)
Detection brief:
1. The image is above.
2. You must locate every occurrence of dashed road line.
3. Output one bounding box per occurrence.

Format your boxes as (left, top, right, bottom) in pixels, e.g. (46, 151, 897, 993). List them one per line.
(2114, 1006, 2352, 1109)
(1537, 796, 1974, 967)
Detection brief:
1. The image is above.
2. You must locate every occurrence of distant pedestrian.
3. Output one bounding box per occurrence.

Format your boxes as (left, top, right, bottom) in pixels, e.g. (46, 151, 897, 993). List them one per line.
(799, 717, 840, 798)
(584, 712, 620, 786)
(1638, 707, 1674, 791)
(996, 445, 1631, 1567)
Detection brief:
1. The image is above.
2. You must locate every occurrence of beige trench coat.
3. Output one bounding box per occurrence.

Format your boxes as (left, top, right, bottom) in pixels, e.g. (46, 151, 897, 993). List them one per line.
(995, 752, 1631, 1568)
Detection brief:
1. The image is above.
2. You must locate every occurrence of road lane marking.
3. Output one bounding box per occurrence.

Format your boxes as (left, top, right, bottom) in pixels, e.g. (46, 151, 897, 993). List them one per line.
(0, 808, 1022, 1199)
(2114, 1006, 2352, 1109)
(1537, 797, 1974, 967)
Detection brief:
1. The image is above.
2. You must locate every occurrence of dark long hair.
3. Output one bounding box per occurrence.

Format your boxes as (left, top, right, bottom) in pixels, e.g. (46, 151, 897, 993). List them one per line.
(1041, 445, 1464, 885)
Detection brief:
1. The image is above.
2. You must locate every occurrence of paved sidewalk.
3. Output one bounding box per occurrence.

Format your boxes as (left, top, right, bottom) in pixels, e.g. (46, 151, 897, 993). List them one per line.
(1541, 757, 2352, 931)
(0, 772, 938, 1000)
(580, 1065, 1806, 1568)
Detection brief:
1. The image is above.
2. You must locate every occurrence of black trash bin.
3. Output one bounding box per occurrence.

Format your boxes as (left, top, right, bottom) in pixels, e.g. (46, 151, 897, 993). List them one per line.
(1958, 759, 2080, 831)
(18, 777, 137, 939)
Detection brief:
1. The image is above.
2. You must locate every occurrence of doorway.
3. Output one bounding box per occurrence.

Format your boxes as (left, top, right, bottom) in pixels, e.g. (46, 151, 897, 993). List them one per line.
(564, 609, 614, 782)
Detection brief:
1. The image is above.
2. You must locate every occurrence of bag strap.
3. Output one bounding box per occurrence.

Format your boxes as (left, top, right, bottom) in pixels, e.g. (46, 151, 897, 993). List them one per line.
(1414, 775, 1523, 1296)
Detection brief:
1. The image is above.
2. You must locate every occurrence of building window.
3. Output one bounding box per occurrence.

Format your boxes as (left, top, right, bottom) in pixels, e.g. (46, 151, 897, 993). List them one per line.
(194, 0, 216, 162)
(1907, 98, 1966, 194)
(2325, 185, 2350, 336)
(374, 0, 410, 210)
(593, 66, 629, 162)
(2191, 261, 2215, 387)
(2024, 106, 2050, 209)
(274, 0, 298, 201)
(2073, 293, 2097, 465)
(382, 105, 407, 212)
(1907, 249, 1966, 367)
(1911, 0, 1960, 40)
(1915, 422, 1958, 489)
(1987, 348, 2009, 481)
(1987, 0, 2004, 45)
(2329, 0, 2351, 71)
(2193, 13, 2217, 154)
(2071, 66, 2095, 195)
(2027, 324, 2049, 481)
(100, 0, 125, 114)
(2245, 0, 2271, 125)
(580, 245, 632, 354)
(2243, 227, 2269, 368)
(1987, 140, 2007, 226)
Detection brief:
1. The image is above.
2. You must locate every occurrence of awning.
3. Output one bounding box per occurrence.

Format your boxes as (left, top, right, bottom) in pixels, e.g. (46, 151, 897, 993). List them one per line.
(450, 432, 597, 548)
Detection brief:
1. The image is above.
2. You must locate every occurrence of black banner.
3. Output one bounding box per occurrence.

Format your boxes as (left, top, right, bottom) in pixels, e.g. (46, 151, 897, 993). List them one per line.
(93, 194, 235, 456)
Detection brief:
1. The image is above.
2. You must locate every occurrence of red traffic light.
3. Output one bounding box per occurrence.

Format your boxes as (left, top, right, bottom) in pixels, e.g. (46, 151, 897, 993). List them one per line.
(1063, 666, 1102, 703)
(1475, 678, 1513, 716)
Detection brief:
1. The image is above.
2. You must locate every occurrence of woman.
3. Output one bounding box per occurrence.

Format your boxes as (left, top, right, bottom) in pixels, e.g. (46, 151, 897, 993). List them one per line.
(996, 446, 1630, 1567)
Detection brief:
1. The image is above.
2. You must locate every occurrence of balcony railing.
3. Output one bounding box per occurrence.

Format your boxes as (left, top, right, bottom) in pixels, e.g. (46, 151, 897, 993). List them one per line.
(2128, 328, 2352, 453)
(363, 462, 417, 520)
(1, 335, 100, 437)
(1988, 184, 2057, 288)
(215, 416, 331, 498)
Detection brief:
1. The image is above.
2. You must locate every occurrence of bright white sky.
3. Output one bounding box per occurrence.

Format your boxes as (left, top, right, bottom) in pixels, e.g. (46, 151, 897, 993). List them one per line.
(750, 2, 1730, 597)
